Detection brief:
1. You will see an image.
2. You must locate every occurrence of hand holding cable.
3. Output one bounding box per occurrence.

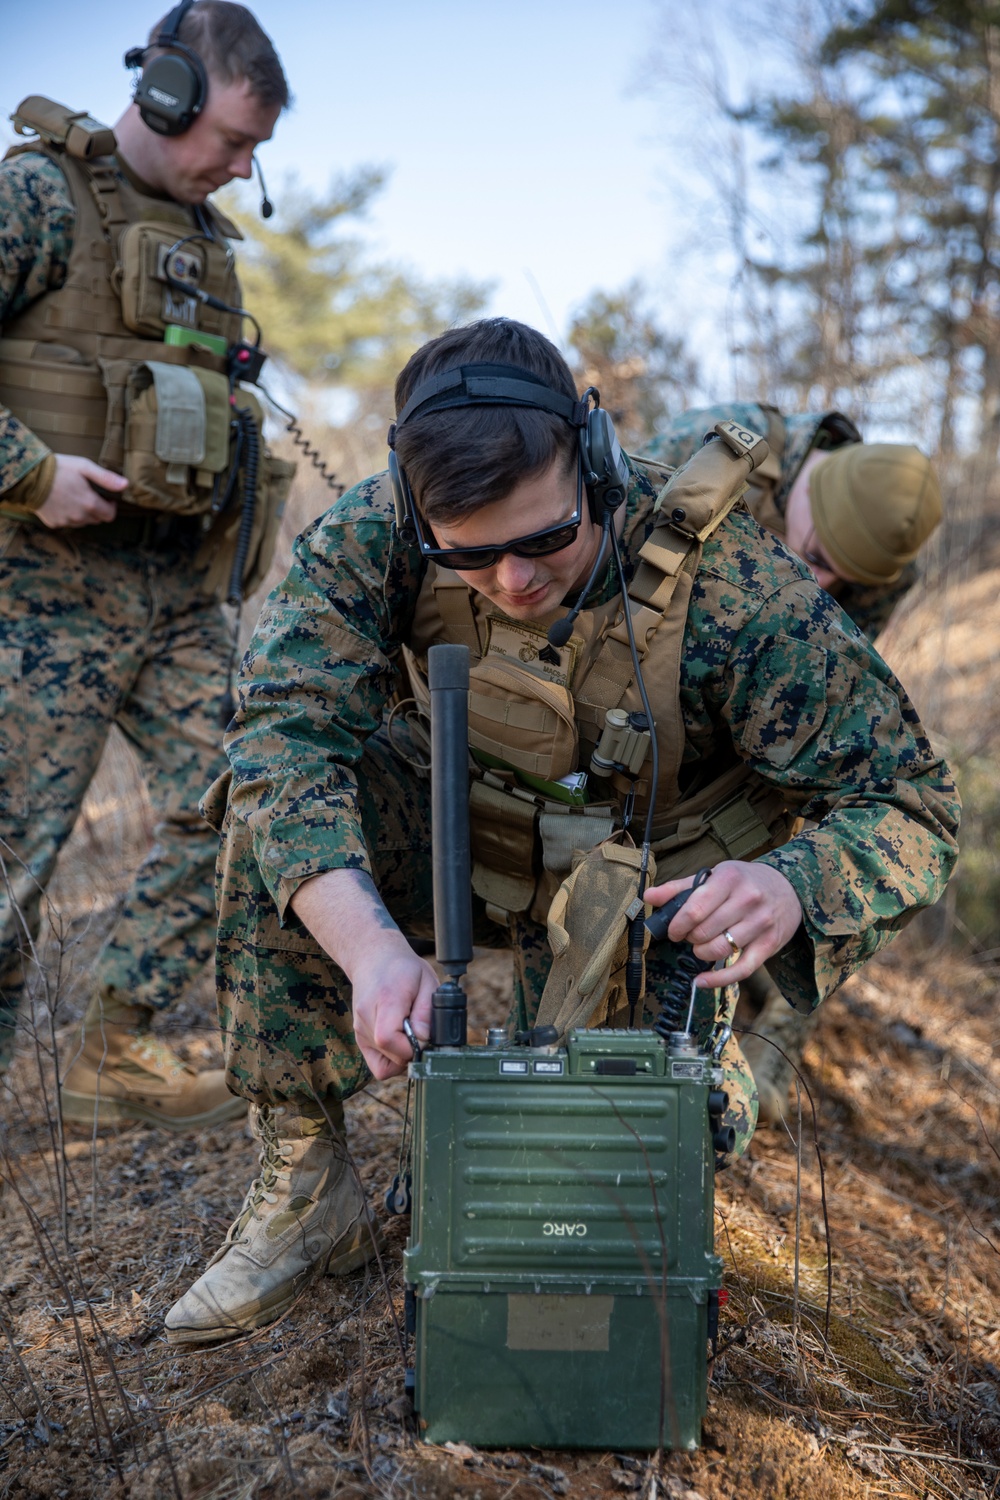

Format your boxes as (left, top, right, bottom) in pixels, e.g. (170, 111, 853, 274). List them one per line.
(644, 859, 803, 988)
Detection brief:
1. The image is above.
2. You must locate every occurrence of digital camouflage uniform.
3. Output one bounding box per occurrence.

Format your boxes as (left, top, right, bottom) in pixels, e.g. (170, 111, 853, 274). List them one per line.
(0, 148, 230, 1067)
(645, 403, 932, 1114)
(644, 403, 917, 642)
(213, 459, 960, 1161)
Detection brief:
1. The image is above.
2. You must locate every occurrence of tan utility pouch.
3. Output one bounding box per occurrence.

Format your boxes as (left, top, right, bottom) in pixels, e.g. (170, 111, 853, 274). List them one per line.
(117, 221, 241, 343)
(535, 834, 656, 1040)
(469, 778, 539, 918)
(197, 389, 296, 599)
(650, 763, 798, 882)
(10, 96, 116, 159)
(653, 418, 767, 532)
(123, 360, 231, 513)
(468, 658, 578, 782)
(468, 772, 619, 925)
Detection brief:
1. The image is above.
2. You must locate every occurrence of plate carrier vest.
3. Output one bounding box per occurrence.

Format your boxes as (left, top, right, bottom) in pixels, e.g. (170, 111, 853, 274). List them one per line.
(400, 424, 799, 927)
(0, 96, 294, 595)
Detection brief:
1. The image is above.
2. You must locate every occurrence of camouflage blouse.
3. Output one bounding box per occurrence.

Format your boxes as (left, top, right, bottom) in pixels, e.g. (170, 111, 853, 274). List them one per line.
(224, 458, 960, 1015)
(0, 151, 74, 494)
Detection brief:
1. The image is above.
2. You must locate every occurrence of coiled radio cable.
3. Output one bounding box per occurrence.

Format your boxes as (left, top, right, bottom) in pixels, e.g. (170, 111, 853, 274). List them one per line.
(258, 383, 344, 496)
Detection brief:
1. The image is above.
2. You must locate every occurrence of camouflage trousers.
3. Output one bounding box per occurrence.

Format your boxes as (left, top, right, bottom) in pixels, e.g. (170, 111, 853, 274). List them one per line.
(0, 516, 231, 1069)
(217, 719, 757, 1160)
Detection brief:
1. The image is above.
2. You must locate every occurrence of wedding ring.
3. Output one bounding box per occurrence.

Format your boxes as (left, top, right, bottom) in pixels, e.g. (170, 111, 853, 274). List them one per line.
(724, 929, 742, 962)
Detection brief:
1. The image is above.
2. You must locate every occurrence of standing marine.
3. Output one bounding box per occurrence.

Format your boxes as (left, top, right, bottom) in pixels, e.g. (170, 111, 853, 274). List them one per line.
(644, 402, 943, 1118)
(0, 0, 294, 1126)
(163, 318, 959, 1348)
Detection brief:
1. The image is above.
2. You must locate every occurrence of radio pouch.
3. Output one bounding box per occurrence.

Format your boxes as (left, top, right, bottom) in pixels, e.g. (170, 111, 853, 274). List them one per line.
(535, 834, 656, 1040)
(468, 658, 578, 782)
(124, 360, 230, 511)
(196, 387, 297, 600)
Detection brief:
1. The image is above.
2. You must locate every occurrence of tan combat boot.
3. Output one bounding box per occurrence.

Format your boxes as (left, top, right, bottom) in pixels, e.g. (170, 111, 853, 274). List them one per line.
(60, 990, 245, 1130)
(164, 1099, 382, 1348)
(741, 974, 818, 1124)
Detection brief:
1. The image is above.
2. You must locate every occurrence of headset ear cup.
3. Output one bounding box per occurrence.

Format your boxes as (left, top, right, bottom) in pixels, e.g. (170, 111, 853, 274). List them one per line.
(579, 422, 599, 524)
(134, 46, 206, 135)
(388, 451, 416, 542)
(583, 407, 629, 519)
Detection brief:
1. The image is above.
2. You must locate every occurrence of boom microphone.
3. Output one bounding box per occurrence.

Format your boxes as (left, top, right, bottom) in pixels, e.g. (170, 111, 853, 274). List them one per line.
(546, 515, 611, 648)
(253, 154, 274, 219)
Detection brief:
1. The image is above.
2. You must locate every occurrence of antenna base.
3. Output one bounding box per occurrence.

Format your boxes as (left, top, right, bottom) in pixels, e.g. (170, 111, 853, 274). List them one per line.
(430, 980, 467, 1048)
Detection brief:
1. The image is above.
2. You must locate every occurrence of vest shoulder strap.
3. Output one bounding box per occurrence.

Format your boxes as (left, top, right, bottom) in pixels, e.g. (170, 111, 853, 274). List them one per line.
(431, 567, 483, 657)
(4, 127, 128, 252)
(597, 429, 767, 669)
(202, 200, 244, 243)
(574, 433, 768, 816)
(9, 96, 116, 162)
(753, 404, 786, 484)
(77, 158, 130, 240)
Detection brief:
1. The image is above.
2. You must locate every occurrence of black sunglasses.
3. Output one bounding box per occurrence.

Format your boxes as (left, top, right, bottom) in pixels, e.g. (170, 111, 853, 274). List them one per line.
(410, 460, 584, 571)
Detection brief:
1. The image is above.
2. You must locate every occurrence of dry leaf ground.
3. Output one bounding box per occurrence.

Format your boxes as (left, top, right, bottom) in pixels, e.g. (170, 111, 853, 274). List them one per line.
(0, 523, 997, 1500)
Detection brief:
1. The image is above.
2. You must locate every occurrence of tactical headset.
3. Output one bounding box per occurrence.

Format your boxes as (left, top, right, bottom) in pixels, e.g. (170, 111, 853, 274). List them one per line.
(125, 0, 207, 137)
(124, 0, 274, 216)
(388, 359, 660, 1017)
(387, 363, 631, 546)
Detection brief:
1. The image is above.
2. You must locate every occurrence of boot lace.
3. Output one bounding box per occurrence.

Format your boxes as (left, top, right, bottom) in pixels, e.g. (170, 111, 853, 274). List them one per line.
(226, 1106, 294, 1243)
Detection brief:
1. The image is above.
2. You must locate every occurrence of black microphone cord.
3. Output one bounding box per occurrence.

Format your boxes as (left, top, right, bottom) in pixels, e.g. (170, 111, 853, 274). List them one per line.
(606, 520, 661, 1025)
(218, 407, 259, 729)
(547, 514, 612, 649)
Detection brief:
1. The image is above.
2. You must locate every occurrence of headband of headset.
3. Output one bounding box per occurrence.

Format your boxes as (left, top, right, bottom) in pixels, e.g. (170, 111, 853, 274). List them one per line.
(389, 363, 589, 445)
(387, 360, 630, 531)
(125, 0, 208, 137)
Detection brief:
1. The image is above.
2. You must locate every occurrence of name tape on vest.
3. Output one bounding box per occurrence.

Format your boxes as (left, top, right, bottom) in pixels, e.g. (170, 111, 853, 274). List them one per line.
(484, 617, 576, 688)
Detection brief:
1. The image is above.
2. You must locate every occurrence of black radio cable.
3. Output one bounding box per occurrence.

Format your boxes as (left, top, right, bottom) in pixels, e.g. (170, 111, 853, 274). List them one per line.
(227, 405, 259, 606)
(256, 381, 344, 496)
(605, 519, 661, 1027)
(216, 406, 260, 728)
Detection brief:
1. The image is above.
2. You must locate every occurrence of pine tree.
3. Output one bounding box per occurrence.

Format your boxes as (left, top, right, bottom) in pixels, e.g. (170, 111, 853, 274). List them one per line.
(226, 169, 489, 406)
(567, 282, 699, 450)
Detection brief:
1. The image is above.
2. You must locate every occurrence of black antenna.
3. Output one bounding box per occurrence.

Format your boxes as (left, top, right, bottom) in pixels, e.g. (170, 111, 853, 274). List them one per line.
(428, 643, 472, 1047)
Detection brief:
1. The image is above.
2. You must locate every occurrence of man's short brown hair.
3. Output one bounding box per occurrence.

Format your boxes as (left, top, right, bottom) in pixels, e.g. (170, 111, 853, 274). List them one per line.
(393, 318, 580, 525)
(149, 1, 290, 109)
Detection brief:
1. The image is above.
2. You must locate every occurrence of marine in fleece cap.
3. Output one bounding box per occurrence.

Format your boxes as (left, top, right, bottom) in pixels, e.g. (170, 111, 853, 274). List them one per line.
(791, 440, 942, 590)
(645, 406, 943, 643)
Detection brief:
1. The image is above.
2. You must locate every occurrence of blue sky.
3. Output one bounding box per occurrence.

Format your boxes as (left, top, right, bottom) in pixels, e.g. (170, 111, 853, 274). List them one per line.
(0, 4, 936, 444)
(1, 0, 698, 345)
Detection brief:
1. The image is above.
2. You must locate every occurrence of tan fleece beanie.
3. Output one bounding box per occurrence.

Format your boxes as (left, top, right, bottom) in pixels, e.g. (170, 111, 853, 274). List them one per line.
(809, 442, 942, 585)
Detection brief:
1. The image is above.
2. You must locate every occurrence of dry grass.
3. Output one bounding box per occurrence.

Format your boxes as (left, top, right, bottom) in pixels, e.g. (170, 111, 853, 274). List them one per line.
(1, 941, 996, 1499)
(0, 499, 997, 1498)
